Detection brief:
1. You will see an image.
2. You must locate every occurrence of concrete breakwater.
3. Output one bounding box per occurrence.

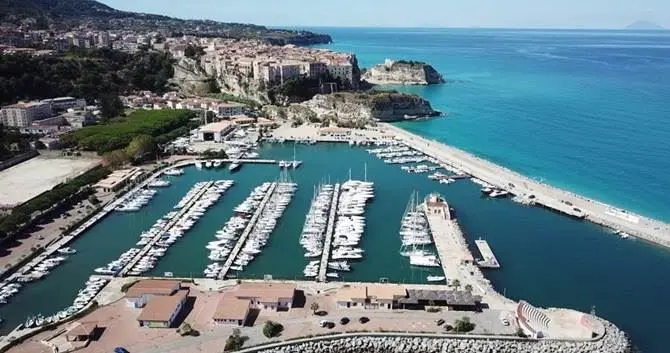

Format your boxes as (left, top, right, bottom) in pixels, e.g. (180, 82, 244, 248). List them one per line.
(382, 123, 670, 249)
(246, 320, 631, 353)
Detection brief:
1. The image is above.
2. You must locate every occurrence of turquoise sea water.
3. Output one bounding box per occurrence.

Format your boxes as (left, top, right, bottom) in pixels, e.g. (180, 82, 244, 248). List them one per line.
(312, 28, 670, 222)
(1, 28, 669, 353)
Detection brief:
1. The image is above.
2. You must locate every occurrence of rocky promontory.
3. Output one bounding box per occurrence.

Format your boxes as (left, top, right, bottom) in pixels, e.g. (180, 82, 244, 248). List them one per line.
(363, 59, 445, 85)
(263, 91, 440, 127)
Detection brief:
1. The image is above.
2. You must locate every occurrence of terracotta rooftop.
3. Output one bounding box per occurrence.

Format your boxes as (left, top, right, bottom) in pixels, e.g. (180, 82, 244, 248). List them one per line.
(213, 295, 251, 321)
(335, 285, 367, 302)
(200, 121, 234, 132)
(366, 284, 407, 301)
(125, 279, 181, 298)
(233, 283, 296, 303)
(137, 290, 188, 323)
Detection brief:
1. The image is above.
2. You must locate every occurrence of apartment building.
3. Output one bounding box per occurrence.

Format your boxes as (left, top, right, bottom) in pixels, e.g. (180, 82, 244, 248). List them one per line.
(0, 101, 53, 127)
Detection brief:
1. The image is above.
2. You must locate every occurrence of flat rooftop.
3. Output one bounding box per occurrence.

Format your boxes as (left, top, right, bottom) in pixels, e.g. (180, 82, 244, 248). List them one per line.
(0, 155, 100, 207)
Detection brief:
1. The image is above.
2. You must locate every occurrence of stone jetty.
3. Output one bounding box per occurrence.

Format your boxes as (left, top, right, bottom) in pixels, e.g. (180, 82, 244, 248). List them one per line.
(246, 318, 630, 353)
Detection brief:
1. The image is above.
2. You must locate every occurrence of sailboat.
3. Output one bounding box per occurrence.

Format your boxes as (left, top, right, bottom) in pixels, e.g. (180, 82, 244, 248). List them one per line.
(291, 143, 302, 169)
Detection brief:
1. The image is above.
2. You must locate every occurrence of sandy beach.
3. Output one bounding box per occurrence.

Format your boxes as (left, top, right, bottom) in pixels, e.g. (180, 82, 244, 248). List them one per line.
(271, 122, 670, 249)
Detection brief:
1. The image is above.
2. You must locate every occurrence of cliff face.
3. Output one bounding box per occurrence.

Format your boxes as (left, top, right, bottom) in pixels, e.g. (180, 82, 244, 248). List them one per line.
(363, 60, 445, 85)
(264, 91, 440, 127)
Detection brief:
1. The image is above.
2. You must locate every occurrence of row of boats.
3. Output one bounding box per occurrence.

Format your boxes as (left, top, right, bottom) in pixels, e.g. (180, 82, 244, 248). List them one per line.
(368, 145, 468, 187)
(23, 277, 108, 329)
(472, 178, 511, 198)
(300, 184, 335, 278)
(97, 180, 233, 276)
(195, 160, 223, 169)
(127, 180, 234, 276)
(1, 247, 77, 305)
(164, 167, 185, 176)
(307, 179, 374, 279)
(115, 189, 158, 212)
(231, 181, 296, 272)
(399, 193, 446, 283)
(204, 183, 274, 278)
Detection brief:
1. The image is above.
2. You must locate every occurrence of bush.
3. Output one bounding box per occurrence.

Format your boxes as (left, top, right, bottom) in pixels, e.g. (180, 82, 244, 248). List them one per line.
(224, 329, 247, 351)
(454, 316, 475, 333)
(262, 321, 283, 338)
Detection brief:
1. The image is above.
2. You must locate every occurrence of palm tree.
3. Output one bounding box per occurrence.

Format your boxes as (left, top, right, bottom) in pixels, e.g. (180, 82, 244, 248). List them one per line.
(310, 302, 319, 314)
(464, 284, 473, 293)
(451, 279, 461, 290)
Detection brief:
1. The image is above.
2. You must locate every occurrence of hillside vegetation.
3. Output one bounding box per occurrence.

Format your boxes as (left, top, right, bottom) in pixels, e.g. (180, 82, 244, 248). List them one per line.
(0, 48, 174, 106)
(61, 109, 196, 154)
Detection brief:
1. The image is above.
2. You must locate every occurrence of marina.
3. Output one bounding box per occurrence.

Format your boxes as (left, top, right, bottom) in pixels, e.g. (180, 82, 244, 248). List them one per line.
(0, 142, 668, 353)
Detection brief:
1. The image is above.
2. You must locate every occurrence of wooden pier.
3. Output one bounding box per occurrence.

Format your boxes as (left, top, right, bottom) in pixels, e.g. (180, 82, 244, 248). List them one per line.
(317, 183, 341, 282)
(217, 182, 277, 280)
(474, 239, 501, 268)
(119, 181, 216, 276)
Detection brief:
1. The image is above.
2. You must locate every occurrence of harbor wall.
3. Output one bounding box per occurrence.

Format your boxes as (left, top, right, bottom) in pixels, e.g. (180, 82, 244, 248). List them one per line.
(382, 123, 670, 249)
(234, 326, 631, 353)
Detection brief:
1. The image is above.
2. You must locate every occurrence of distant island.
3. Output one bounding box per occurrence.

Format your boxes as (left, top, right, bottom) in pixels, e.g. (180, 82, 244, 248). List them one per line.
(0, 0, 332, 45)
(625, 20, 665, 30)
(363, 59, 445, 85)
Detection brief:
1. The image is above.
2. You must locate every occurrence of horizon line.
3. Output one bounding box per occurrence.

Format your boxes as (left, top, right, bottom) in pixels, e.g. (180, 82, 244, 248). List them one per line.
(273, 25, 668, 31)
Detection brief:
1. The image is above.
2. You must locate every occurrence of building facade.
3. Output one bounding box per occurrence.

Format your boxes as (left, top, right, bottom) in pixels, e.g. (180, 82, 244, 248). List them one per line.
(0, 102, 53, 127)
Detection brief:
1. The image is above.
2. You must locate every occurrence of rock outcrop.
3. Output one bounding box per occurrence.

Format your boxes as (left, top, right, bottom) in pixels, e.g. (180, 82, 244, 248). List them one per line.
(263, 91, 440, 127)
(363, 59, 445, 85)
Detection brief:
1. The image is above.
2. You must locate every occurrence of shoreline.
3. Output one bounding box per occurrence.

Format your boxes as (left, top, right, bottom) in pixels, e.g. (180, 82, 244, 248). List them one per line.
(382, 123, 670, 249)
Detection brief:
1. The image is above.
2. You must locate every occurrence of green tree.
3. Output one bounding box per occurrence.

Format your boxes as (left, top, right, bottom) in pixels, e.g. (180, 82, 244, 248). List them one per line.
(451, 279, 461, 290)
(125, 134, 157, 162)
(262, 321, 283, 338)
(88, 195, 100, 205)
(103, 149, 130, 167)
(454, 316, 475, 333)
(224, 329, 246, 351)
(464, 284, 473, 293)
(100, 94, 123, 119)
(310, 302, 319, 314)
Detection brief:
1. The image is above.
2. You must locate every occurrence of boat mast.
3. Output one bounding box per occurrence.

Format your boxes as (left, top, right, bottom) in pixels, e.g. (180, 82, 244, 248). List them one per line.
(364, 163, 367, 182)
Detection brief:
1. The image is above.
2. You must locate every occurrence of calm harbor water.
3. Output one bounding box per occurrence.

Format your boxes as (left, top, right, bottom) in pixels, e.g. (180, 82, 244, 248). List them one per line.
(1, 143, 669, 353)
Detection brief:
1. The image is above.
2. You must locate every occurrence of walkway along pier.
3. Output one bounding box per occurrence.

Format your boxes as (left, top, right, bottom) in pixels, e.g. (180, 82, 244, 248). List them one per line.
(119, 181, 216, 276)
(423, 194, 513, 309)
(318, 183, 341, 282)
(217, 182, 278, 280)
(474, 239, 501, 269)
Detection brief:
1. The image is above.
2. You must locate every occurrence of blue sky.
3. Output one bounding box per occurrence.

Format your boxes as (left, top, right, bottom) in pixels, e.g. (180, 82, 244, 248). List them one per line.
(100, 0, 668, 28)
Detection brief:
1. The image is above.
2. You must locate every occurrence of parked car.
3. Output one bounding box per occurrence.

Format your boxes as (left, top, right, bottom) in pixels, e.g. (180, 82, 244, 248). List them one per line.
(114, 348, 129, 353)
(340, 317, 350, 325)
(436, 319, 445, 326)
(501, 318, 510, 326)
(359, 317, 370, 324)
(319, 320, 329, 328)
